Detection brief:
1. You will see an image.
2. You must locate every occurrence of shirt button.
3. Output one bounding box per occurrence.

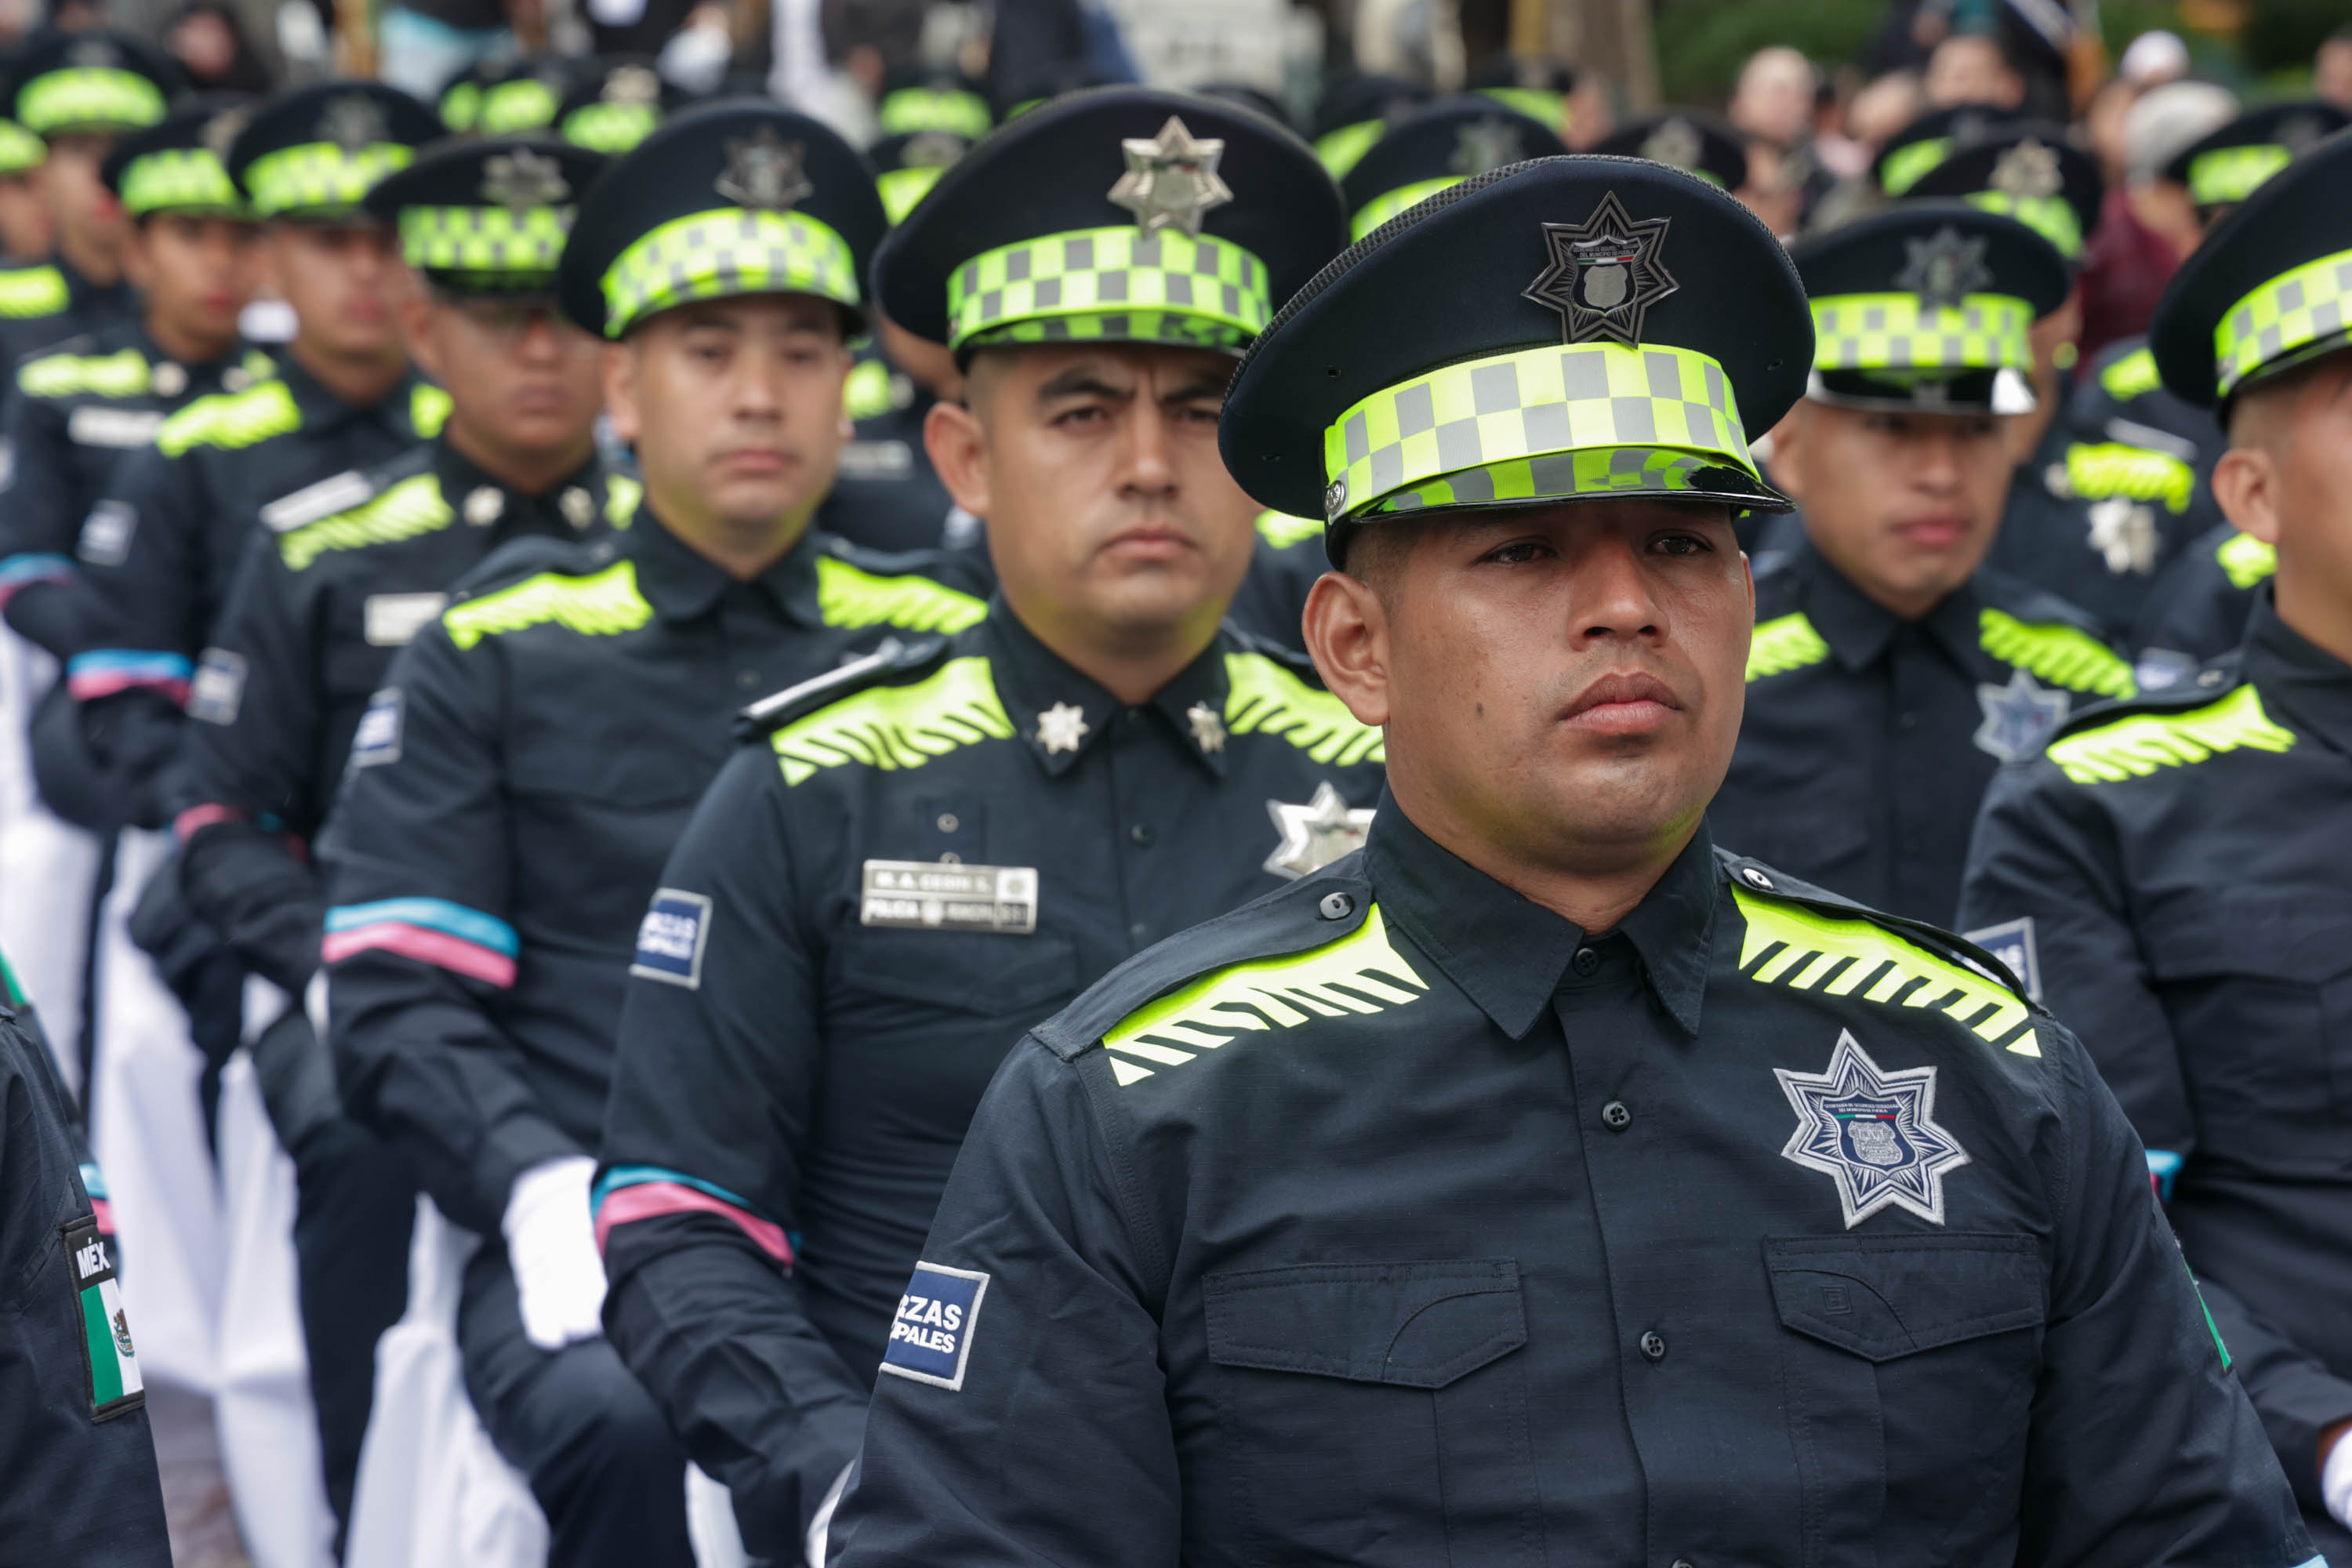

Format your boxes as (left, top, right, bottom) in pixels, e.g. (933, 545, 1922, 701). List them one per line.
(1128, 921, 1150, 942)
(1129, 822, 1154, 846)
(1602, 1100, 1632, 1131)
(1739, 866, 1774, 891)
(735, 668, 760, 689)
(1673, 1560, 1697, 1568)
(1896, 710, 1919, 730)
(1639, 1330, 1666, 1362)
(936, 813, 958, 833)
(1572, 946, 1600, 976)
(1317, 891, 1355, 920)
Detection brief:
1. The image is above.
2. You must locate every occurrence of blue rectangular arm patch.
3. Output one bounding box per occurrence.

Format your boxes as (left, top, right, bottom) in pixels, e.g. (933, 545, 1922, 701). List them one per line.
(878, 1261, 989, 1391)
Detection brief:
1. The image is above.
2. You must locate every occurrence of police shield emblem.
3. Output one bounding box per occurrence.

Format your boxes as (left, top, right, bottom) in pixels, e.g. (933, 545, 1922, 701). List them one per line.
(1776, 1031, 1970, 1227)
(1523, 189, 1678, 348)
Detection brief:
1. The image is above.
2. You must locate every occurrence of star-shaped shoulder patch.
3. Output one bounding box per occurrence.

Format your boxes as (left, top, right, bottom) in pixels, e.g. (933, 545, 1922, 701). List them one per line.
(1108, 116, 1232, 236)
(1521, 188, 1677, 348)
(1896, 226, 1991, 313)
(1776, 1031, 1971, 1228)
(717, 127, 812, 212)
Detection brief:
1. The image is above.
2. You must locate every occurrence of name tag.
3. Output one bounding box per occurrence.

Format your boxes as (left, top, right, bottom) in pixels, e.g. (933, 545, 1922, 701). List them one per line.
(364, 591, 446, 647)
(262, 469, 372, 532)
(859, 860, 1036, 936)
(67, 407, 162, 448)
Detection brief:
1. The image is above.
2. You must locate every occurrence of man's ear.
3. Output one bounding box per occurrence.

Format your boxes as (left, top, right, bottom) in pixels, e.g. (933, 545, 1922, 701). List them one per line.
(1301, 568, 1392, 729)
(603, 339, 641, 445)
(397, 294, 440, 381)
(2211, 444, 2282, 546)
(1762, 402, 1807, 505)
(924, 397, 993, 521)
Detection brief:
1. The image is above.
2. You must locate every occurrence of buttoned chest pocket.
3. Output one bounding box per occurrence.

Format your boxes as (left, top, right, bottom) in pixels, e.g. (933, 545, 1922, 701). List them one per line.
(1201, 1260, 1541, 1568)
(1766, 1235, 2045, 1566)
(2140, 895, 2352, 1176)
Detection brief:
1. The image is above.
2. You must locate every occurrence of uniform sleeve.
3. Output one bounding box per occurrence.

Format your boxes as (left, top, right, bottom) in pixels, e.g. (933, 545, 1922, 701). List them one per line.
(595, 749, 867, 1562)
(2016, 1025, 2314, 1568)
(69, 445, 199, 824)
(322, 622, 575, 1232)
(2194, 1273, 2352, 1519)
(0, 393, 87, 658)
(832, 1042, 1179, 1566)
(177, 532, 325, 994)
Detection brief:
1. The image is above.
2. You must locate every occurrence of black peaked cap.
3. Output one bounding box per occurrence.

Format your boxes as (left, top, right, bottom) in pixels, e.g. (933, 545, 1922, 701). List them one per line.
(227, 80, 442, 184)
(6, 29, 183, 131)
(360, 132, 607, 221)
(1788, 200, 2068, 315)
(1906, 122, 2103, 250)
(1588, 111, 1748, 191)
(1340, 97, 1566, 212)
(2161, 100, 2350, 191)
(1871, 103, 2030, 190)
(99, 93, 249, 196)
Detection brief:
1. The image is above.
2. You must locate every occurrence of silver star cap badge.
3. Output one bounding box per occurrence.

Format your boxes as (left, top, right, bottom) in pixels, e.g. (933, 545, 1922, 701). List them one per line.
(1108, 116, 1232, 237)
(1451, 117, 1525, 177)
(1185, 701, 1226, 753)
(604, 65, 660, 105)
(318, 93, 390, 155)
(1897, 226, 1992, 313)
(1775, 1030, 1972, 1228)
(902, 130, 967, 169)
(717, 127, 813, 212)
(1640, 117, 1704, 172)
(1988, 139, 2062, 201)
(1522, 189, 1679, 348)
(463, 485, 504, 526)
(1263, 782, 1375, 880)
(1036, 702, 1090, 755)
(481, 147, 570, 211)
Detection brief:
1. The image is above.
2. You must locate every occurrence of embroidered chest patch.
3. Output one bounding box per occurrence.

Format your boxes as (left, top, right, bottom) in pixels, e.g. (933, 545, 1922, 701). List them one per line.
(1774, 1030, 1971, 1228)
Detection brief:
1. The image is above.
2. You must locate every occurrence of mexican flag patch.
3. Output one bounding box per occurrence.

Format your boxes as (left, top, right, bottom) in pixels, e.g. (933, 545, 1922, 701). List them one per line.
(60, 1214, 141, 1420)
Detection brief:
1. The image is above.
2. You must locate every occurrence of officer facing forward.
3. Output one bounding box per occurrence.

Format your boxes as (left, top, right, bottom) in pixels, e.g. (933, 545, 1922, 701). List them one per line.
(1958, 128, 2352, 1559)
(593, 87, 1381, 1564)
(833, 155, 2311, 1566)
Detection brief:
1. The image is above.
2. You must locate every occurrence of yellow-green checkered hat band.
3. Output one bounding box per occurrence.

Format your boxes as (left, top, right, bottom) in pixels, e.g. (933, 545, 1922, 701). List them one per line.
(401, 205, 573, 275)
(2216, 244, 2352, 397)
(601, 206, 858, 336)
(1350, 176, 1457, 241)
(441, 82, 481, 131)
(480, 78, 560, 133)
(562, 101, 659, 154)
(1323, 341, 1754, 521)
(1369, 448, 1736, 514)
(1879, 137, 1949, 195)
(878, 89, 991, 140)
(243, 142, 416, 217)
(1965, 189, 2082, 259)
(2187, 143, 2290, 208)
(16, 68, 165, 136)
(946, 226, 1270, 353)
(120, 149, 242, 216)
(0, 120, 42, 174)
(1810, 292, 2031, 375)
(877, 164, 945, 224)
(960, 310, 1260, 354)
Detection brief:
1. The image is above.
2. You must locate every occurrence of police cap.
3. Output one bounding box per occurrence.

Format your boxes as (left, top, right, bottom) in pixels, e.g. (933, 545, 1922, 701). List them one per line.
(876, 74, 991, 141)
(100, 97, 250, 218)
(2161, 100, 2349, 216)
(869, 128, 971, 225)
(1221, 154, 1809, 562)
(1906, 123, 2102, 261)
(438, 56, 574, 136)
(554, 59, 677, 154)
(228, 81, 441, 222)
(873, 86, 1343, 365)
(1588, 112, 1747, 192)
(1872, 103, 2028, 196)
(1340, 97, 1565, 241)
(555, 100, 884, 339)
(361, 134, 605, 294)
(8, 31, 180, 140)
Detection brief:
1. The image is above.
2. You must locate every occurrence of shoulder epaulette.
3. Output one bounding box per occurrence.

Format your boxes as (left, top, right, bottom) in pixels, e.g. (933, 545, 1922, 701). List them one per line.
(764, 644, 1011, 784)
(604, 471, 641, 528)
(0, 264, 65, 319)
(270, 448, 446, 571)
(2057, 440, 2193, 515)
(1747, 610, 1829, 681)
(411, 383, 452, 437)
(1219, 633, 1384, 765)
(811, 539, 988, 634)
(1716, 851, 2043, 1056)
(1973, 591, 2137, 700)
(440, 537, 642, 650)
(734, 633, 952, 740)
(2039, 666, 2293, 786)
(157, 379, 299, 457)
(2096, 343, 2161, 405)
(1255, 510, 1323, 550)
(17, 341, 148, 401)
(2216, 529, 2274, 590)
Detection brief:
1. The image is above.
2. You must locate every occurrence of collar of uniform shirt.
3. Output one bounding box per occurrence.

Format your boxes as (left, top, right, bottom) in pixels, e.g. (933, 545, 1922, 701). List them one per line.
(624, 507, 828, 627)
(2243, 587, 2352, 760)
(430, 436, 600, 535)
(1790, 533, 1987, 675)
(56, 252, 132, 318)
(982, 600, 1233, 778)
(1361, 795, 1715, 1040)
(274, 347, 427, 437)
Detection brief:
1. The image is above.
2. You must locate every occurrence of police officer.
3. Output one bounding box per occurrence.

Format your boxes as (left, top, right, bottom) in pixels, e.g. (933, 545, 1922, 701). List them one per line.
(322, 103, 987, 1568)
(1714, 204, 2133, 924)
(0, 100, 263, 1088)
(177, 132, 613, 1546)
(0, 946, 169, 1568)
(832, 154, 2310, 1566)
(593, 87, 1380, 1563)
(553, 57, 678, 155)
(0, 114, 49, 264)
(1338, 96, 1565, 241)
(0, 32, 180, 378)
(1958, 129, 2352, 1559)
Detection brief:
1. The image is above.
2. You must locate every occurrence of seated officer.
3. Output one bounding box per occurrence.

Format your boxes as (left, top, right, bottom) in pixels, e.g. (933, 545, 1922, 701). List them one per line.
(593, 88, 1381, 1564)
(177, 134, 614, 1546)
(0, 117, 51, 264)
(834, 155, 2310, 1566)
(1714, 204, 2135, 924)
(322, 104, 987, 1568)
(1958, 129, 2352, 1559)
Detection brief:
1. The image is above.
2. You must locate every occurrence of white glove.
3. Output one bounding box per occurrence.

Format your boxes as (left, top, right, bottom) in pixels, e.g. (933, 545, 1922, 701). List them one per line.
(804, 1459, 855, 1566)
(502, 1156, 608, 1352)
(2325, 1425, 2352, 1529)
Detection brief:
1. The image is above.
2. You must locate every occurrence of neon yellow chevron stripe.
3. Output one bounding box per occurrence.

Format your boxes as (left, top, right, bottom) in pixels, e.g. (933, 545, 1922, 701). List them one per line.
(770, 654, 1013, 786)
(158, 379, 299, 456)
(1978, 608, 2136, 699)
(412, 383, 452, 437)
(1733, 887, 2036, 1054)
(2063, 441, 2192, 515)
(443, 558, 653, 649)
(18, 346, 148, 399)
(0, 264, 66, 318)
(2045, 683, 2295, 786)
(1255, 510, 1323, 550)
(604, 473, 641, 528)
(2099, 345, 2160, 402)
(2216, 530, 2275, 590)
(813, 554, 986, 634)
(1223, 652, 1384, 765)
(1102, 902, 1429, 1085)
(278, 473, 452, 572)
(1746, 612, 1829, 681)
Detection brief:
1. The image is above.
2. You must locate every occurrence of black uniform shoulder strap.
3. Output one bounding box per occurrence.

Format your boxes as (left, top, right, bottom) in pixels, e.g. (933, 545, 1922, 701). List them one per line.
(259, 444, 437, 535)
(732, 633, 956, 741)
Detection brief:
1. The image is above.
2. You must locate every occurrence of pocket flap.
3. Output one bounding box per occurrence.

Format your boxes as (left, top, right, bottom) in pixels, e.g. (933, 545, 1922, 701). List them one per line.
(1766, 1235, 2043, 1363)
(1204, 1259, 1526, 1389)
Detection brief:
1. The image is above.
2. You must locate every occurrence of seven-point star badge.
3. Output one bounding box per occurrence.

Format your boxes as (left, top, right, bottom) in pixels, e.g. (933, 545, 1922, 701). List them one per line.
(1522, 189, 1678, 348)
(1776, 1031, 1971, 1228)
(1897, 226, 1991, 313)
(1973, 669, 2070, 763)
(318, 93, 389, 154)
(1990, 139, 2063, 200)
(1452, 117, 1525, 176)
(1639, 116, 1704, 172)
(1036, 702, 1091, 755)
(482, 147, 571, 211)
(1263, 782, 1374, 879)
(717, 128, 812, 211)
(1108, 116, 1232, 236)
(1185, 701, 1227, 753)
